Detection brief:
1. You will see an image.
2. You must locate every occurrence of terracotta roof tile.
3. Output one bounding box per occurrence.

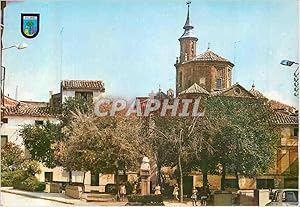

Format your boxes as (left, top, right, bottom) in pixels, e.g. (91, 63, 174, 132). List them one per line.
(61, 80, 105, 91)
(268, 100, 296, 113)
(4, 105, 55, 118)
(271, 111, 298, 125)
(190, 50, 232, 64)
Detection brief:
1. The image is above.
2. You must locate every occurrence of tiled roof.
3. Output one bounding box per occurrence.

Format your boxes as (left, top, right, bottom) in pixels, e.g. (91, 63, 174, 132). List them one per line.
(61, 80, 105, 91)
(3, 96, 22, 106)
(4, 105, 55, 118)
(190, 50, 233, 65)
(272, 111, 298, 125)
(248, 84, 267, 99)
(249, 88, 266, 99)
(268, 100, 297, 113)
(3, 96, 54, 118)
(179, 83, 209, 95)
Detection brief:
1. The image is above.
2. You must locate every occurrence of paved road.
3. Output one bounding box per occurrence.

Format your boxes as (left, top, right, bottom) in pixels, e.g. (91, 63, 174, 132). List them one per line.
(0, 192, 72, 207)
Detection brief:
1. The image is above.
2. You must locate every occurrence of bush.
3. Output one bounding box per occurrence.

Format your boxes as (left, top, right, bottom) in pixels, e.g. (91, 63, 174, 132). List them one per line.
(1, 171, 14, 187)
(15, 176, 45, 192)
(127, 195, 164, 206)
(105, 184, 117, 194)
(35, 182, 46, 192)
(125, 181, 134, 195)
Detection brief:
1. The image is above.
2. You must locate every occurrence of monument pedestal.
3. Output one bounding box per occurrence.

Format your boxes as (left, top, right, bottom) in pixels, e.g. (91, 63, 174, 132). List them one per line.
(140, 170, 150, 195)
(140, 156, 151, 196)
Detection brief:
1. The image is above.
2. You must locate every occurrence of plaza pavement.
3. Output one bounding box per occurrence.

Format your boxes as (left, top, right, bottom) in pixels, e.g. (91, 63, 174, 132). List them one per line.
(1, 188, 190, 206)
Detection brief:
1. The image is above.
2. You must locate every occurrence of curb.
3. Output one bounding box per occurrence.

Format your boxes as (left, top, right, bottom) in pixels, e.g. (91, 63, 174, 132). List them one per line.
(2, 189, 75, 205)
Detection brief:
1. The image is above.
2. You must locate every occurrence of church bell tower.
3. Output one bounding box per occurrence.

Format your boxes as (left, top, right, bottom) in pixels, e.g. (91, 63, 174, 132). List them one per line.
(179, 1, 198, 62)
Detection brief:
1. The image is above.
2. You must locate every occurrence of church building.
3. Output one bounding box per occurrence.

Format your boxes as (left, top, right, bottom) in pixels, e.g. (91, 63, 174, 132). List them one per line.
(175, 2, 234, 96)
(171, 2, 299, 191)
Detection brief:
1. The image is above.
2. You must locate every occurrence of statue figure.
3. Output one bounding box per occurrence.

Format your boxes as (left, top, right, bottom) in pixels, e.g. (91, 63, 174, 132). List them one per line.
(140, 156, 150, 171)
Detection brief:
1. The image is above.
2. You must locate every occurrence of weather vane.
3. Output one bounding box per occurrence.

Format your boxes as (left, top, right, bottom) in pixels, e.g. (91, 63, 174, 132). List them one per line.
(186, 1, 191, 7)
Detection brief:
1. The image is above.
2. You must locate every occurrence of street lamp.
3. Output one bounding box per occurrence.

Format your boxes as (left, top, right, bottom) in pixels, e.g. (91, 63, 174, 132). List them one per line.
(0, 42, 28, 206)
(2, 43, 28, 50)
(280, 59, 299, 97)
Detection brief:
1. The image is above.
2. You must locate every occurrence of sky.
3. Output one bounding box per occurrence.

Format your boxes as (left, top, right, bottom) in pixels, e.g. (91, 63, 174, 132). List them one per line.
(2, 0, 299, 107)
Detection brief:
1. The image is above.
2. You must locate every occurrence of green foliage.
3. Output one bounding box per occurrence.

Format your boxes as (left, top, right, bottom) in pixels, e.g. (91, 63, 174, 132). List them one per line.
(20, 121, 61, 168)
(1, 142, 24, 172)
(60, 96, 93, 127)
(205, 96, 280, 177)
(1, 143, 44, 192)
(61, 112, 145, 175)
(1, 169, 44, 192)
(16, 176, 45, 192)
(127, 194, 164, 206)
(21, 160, 41, 176)
(125, 181, 134, 195)
(1, 170, 24, 187)
(105, 184, 117, 194)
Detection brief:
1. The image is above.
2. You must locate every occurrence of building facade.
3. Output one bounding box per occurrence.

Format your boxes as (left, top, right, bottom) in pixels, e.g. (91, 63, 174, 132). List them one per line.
(171, 3, 299, 191)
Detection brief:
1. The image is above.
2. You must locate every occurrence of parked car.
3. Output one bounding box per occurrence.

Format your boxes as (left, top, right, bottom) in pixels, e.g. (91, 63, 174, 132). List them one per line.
(266, 189, 298, 206)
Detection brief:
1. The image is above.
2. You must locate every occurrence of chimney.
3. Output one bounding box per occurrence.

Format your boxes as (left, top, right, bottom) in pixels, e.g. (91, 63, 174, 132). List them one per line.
(49, 91, 53, 97)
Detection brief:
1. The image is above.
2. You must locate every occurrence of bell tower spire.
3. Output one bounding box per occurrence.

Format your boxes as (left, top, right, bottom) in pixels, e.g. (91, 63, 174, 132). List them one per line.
(179, 1, 198, 63)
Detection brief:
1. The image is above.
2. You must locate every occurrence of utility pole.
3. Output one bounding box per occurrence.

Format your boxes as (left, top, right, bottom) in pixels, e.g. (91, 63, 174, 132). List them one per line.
(0, 1, 5, 205)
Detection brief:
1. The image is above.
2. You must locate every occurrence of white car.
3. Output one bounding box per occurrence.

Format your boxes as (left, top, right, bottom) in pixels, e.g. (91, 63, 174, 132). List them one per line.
(266, 189, 298, 206)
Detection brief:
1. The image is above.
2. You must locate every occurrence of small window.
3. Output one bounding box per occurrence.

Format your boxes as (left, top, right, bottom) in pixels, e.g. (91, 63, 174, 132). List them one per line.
(216, 78, 222, 89)
(1, 118, 8, 123)
(35, 120, 44, 125)
(1, 135, 8, 147)
(75, 92, 93, 101)
(293, 128, 298, 138)
(45, 172, 53, 182)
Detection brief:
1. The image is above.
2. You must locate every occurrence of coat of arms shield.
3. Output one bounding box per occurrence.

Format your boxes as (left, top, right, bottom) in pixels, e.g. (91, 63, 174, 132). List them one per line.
(21, 13, 40, 38)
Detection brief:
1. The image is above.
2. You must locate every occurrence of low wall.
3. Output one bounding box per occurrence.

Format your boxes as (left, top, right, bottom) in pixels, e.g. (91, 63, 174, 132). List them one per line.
(65, 186, 83, 199)
(212, 191, 233, 206)
(44, 183, 61, 193)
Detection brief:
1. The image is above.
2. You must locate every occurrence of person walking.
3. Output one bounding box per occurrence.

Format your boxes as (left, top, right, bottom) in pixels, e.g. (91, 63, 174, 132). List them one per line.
(173, 184, 179, 201)
(154, 184, 161, 195)
(119, 183, 126, 202)
(191, 186, 198, 206)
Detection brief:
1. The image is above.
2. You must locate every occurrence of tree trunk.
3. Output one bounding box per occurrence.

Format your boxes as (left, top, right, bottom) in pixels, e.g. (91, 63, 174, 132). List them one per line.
(203, 169, 208, 190)
(157, 163, 162, 185)
(178, 154, 183, 203)
(69, 170, 72, 185)
(82, 171, 86, 193)
(221, 163, 226, 191)
(235, 170, 240, 190)
(115, 169, 120, 201)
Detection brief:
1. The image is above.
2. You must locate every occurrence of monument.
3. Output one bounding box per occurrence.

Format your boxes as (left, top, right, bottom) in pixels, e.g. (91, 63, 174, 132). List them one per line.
(140, 156, 151, 195)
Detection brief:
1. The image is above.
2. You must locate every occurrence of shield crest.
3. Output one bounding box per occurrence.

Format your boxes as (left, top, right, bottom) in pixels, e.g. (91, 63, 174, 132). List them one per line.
(21, 13, 40, 38)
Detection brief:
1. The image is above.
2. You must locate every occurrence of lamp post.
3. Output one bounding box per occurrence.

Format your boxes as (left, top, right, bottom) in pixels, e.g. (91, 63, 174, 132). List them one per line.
(0, 42, 28, 206)
(280, 60, 299, 97)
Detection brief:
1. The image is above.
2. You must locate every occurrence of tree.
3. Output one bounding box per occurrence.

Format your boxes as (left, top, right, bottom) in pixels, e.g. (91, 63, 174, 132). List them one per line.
(205, 96, 280, 189)
(20, 120, 61, 168)
(149, 115, 213, 202)
(58, 110, 145, 196)
(20, 96, 90, 183)
(1, 142, 24, 172)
